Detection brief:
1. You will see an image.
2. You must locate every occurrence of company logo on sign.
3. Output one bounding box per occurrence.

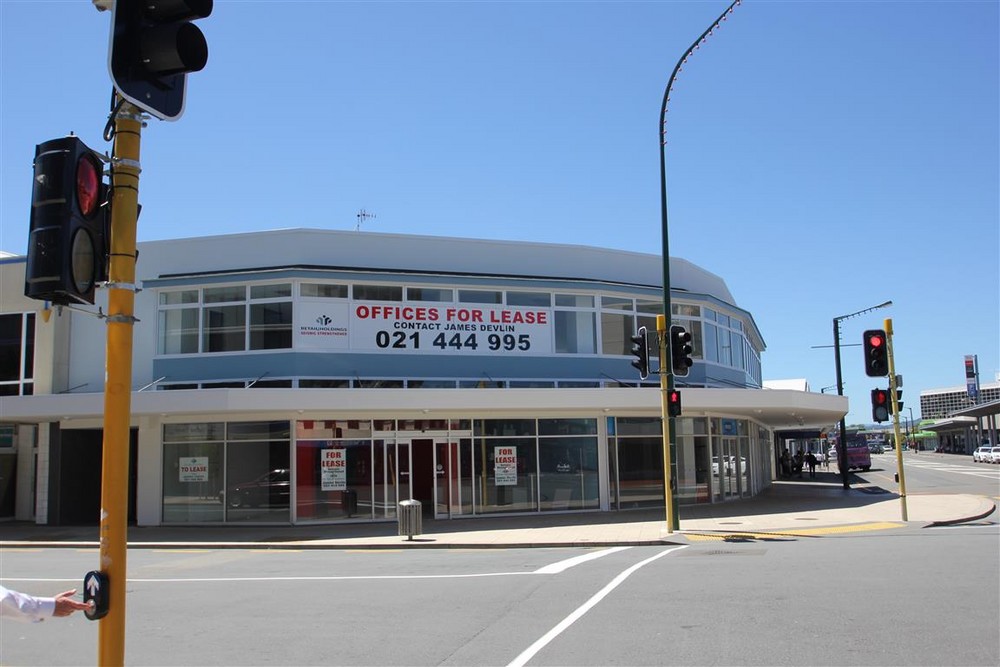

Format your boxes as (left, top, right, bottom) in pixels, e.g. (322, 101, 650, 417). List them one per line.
(316, 315, 332, 326)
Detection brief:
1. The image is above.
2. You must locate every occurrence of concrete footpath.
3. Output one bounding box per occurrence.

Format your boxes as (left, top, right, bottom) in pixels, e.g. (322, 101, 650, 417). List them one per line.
(0, 471, 995, 550)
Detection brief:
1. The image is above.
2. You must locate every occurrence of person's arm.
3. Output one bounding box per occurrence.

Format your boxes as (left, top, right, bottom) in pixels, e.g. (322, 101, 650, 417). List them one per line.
(1, 585, 57, 622)
(1, 586, 89, 622)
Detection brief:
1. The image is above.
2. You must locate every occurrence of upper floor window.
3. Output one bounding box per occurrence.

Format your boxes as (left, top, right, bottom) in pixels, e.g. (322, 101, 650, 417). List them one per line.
(0, 312, 35, 396)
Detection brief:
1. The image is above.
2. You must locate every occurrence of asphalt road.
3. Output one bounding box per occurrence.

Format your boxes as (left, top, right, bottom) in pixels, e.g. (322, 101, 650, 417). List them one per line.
(2, 518, 998, 666)
(859, 451, 1000, 499)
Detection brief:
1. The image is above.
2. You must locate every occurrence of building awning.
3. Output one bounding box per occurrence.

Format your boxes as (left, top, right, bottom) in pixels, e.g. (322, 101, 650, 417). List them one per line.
(0, 387, 847, 431)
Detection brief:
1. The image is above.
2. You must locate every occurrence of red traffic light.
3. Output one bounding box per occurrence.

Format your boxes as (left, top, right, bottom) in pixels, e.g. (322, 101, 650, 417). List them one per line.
(668, 390, 682, 417)
(863, 329, 889, 377)
(76, 154, 101, 217)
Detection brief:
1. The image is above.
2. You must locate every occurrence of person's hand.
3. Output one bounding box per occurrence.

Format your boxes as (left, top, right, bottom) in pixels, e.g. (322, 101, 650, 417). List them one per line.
(52, 589, 92, 617)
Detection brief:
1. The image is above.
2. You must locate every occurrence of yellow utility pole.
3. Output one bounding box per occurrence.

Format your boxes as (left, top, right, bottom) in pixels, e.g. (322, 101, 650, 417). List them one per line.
(98, 98, 142, 666)
(657, 314, 675, 533)
(885, 318, 908, 521)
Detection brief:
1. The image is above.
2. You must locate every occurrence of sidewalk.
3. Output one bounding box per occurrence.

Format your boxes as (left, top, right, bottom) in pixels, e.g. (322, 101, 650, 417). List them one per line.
(1, 471, 995, 550)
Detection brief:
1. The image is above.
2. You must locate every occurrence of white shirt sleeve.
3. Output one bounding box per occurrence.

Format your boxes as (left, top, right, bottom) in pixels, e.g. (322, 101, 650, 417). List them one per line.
(0, 585, 56, 623)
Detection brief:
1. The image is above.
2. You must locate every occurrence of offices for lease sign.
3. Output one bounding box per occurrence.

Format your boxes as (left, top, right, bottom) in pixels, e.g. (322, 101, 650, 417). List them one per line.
(297, 301, 553, 355)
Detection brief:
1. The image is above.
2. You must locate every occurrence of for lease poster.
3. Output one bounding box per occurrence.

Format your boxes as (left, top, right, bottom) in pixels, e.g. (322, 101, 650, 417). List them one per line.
(178, 457, 209, 483)
(494, 446, 517, 486)
(321, 448, 347, 491)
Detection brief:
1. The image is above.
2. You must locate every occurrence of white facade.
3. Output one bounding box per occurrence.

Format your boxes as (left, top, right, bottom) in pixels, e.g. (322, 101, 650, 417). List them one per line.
(0, 229, 846, 526)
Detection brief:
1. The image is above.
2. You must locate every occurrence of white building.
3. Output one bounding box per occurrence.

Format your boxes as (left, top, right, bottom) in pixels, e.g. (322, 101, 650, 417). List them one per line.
(0, 229, 846, 526)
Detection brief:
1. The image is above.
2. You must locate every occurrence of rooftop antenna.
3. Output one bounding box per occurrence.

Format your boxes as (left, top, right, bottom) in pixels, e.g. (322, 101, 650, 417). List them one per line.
(356, 209, 376, 231)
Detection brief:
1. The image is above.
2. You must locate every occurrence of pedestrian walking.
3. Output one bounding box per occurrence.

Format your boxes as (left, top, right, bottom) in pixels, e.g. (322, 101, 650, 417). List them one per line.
(806, 452, 817, 478)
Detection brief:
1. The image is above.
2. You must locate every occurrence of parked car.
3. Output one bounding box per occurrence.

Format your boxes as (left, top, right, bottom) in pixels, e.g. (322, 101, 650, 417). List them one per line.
(972, 446, 993, 463)
(989, 447, 1000, 464)
(223, 469, 291, 508)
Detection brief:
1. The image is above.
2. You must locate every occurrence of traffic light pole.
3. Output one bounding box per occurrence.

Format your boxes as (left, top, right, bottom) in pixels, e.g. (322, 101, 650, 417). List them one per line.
(98, 97, 142, 667)
(657, 315, 675, 533)
(884, 318, 908, 521)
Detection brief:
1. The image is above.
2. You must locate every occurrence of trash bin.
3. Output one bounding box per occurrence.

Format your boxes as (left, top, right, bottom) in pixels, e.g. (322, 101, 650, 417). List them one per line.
(342, 489, 357, 517)
(398, 499, 422, 540)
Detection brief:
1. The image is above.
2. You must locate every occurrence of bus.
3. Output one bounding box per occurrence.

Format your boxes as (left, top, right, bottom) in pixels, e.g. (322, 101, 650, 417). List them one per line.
(842, 433, 872, 471)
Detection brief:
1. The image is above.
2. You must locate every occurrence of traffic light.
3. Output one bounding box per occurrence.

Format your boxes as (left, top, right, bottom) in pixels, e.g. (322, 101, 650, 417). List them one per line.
(862, 329, 889, 377)
(891, 388, 903, 414)
(24, 136, 108, 306)
(871, 388, 889, 423)
(668, 389, 682, 417)
(630, 327, 649, 380)
(109, 0, 213, 120)
(669, 325, 693, 377)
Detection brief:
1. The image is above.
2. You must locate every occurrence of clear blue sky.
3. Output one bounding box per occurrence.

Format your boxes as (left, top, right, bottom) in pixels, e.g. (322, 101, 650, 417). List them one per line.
(1, 0, 997, 425)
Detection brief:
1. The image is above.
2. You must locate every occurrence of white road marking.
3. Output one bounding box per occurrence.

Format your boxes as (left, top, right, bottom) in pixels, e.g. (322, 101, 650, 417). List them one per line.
(507, 545, 688, 667)
(533, 547, 631, 574)
(1, 547, 633, 584)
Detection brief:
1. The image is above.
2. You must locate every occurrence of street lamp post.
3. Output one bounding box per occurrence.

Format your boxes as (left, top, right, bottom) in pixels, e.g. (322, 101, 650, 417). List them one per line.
(658, 0, 741, 531)
(833, 301, 892, 489)
(908, 406, 916, 450)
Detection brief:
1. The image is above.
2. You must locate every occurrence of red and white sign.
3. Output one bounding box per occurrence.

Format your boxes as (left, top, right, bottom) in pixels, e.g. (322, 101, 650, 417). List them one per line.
(296, 301, 553, 355)
(494, 446, 518, 486)
(178, 456, 209, 483)
(321, 448, 347, 491)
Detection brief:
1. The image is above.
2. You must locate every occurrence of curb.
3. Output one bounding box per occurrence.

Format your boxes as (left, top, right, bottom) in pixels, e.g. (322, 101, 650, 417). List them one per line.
(925, 500, 997, 528)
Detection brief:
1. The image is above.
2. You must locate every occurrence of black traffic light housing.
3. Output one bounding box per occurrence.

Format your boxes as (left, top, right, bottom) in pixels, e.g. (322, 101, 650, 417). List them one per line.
(668, 389, 682, 417)
(24, 136, 109, 306)
(109, 0, 213, 120)
(630, 327, 649, 380)
(863, 329, 889, 377)
(871, 388, 889, 423)
(670, 325, 693, 377)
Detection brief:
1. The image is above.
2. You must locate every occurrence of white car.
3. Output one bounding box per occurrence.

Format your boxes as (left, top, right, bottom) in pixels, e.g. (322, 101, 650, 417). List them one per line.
(989, 447, 1000, 464)
(973, 446, 993, 463)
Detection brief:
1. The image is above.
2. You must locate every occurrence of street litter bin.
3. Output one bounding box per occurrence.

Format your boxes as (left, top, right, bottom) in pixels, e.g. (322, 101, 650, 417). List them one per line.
(342, 489, 357, 517)
(398, 499, 422, 540)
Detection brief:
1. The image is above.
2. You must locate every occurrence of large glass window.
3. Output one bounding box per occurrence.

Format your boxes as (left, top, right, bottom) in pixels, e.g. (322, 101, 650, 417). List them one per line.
(159, 308, 199, 354)
(600, 312, 634, 355)
(162, 421, 290, 523)
(0, 313, 34, 396)
(203, 304, 246, 352)
(554, 311, 596, 354)
(538, 435, 598, 510)
(250, 301, 292, 350)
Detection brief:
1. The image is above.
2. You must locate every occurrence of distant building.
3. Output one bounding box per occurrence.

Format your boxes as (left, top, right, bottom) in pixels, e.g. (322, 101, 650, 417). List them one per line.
(919, 382, 1000, 419)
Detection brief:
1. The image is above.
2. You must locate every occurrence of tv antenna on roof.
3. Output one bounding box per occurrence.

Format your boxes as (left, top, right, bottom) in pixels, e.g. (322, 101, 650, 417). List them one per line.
(356, 209, 376, 231)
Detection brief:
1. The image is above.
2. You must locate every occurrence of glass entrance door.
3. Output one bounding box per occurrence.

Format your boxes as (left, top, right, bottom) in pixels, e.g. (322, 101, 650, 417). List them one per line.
(434, 438, 474, 518)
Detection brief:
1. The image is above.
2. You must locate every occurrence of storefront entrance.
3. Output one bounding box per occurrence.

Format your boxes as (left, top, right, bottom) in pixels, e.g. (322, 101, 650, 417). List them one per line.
(396, 436, 474, 519)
